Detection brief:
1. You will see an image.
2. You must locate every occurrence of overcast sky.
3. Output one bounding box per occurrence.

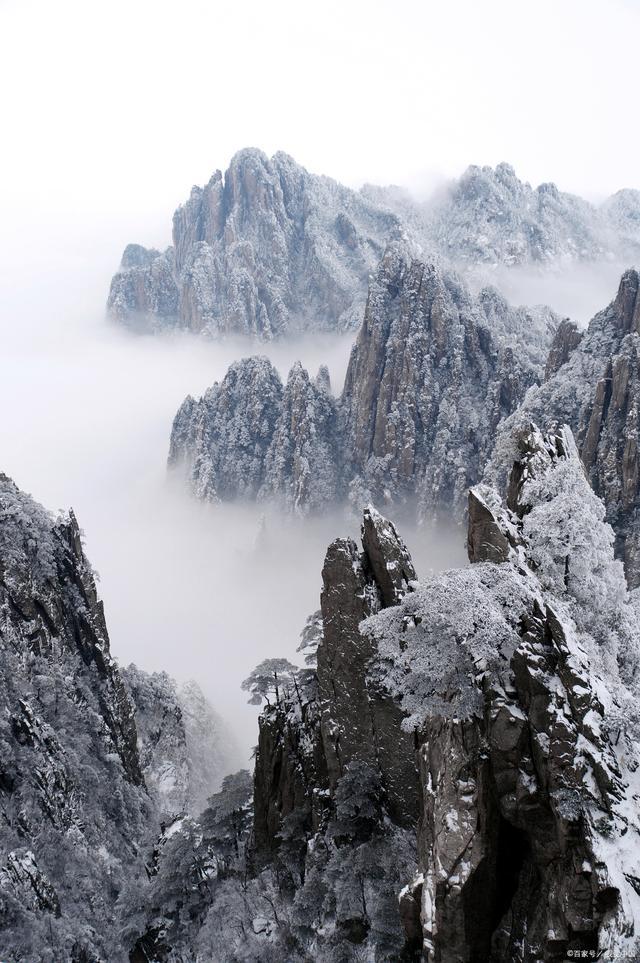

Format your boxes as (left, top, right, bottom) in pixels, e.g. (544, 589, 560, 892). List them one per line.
(1, 0, 638, 248)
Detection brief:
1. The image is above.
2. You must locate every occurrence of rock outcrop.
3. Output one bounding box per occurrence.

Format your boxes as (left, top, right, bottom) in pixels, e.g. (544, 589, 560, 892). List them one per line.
(108, 148, 403, 337)
(168, 355, 284, 501)
(169, 354, 343, 512)
(342, 245, 554, 516)
(127, 425, 640, 961)
(0, 475, 235, 961)
(490, 269, 640, 586)
(366, 424, 640, 961)
(0, 474, 150, 959)
(169, 245, 557, 518)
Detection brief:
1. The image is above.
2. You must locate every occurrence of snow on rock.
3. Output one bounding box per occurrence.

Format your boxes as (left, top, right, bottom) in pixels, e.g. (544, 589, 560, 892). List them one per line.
(0, 474, 150, 959)
(489, 268, 640, 587)
(426, 161, 640, 267)
(364, 424, 640, 961)
(169, 243, 557, 518)
(123, 667, 239, 818)
(0, 474, 237, 960)
(108, 153, 640, 339)
(108, 148, 405, 338)
(118, 425, 640, 961)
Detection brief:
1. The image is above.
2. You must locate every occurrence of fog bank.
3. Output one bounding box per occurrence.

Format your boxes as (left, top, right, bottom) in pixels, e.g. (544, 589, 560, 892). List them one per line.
(0, 228, 465, 761)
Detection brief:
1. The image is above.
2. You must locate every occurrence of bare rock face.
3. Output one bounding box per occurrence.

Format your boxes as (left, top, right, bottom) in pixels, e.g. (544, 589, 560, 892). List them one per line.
(341, 245, 553, 516)
(544, 317, 583, 378)
(361, 504, 417, 605)
(491, 269, 640, 587)
(253, 506, 420, 863)
(466, 485, 515, 563)
(108, 148, 402, 337)
(316, 509, 420, 825)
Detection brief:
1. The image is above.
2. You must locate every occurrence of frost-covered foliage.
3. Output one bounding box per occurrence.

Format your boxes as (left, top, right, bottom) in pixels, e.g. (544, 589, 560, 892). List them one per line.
(0, 474, 239, 961)
(261, 362, 343, 513)
(488, 269, 640, 587)
(241, 658, 299, 706)
(365, 564, 536, 727)
(170, 355, 343, 512)
(124, 704, 416, 962)
(520, 447, 626, 631)
(297, 609, 323, 667)
(361, 427, 640, 960)
(124, 666, 239, 817)
(368, 424, 640, 728)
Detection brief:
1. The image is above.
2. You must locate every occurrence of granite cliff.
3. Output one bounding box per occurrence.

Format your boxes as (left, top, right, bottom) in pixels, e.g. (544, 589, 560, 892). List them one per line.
(169, 245, 556, 517)
(109, 152, 640, 339)
(124, 425, 640, 961)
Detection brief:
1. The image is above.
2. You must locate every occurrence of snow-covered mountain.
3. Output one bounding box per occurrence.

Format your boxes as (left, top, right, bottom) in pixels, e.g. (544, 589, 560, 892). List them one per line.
(0, 475, 234, 960)
(123, 427, 640, 961)
(169, 244, 557, 515)
(108, 151, 640, 339)
(5, 422, 640, 959)
(426, 161, 640, 266)
(108, 148, 404, 337)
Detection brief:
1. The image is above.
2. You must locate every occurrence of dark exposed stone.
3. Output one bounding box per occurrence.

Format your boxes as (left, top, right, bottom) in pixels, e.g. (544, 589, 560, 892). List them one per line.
(545, 318, 583, 379)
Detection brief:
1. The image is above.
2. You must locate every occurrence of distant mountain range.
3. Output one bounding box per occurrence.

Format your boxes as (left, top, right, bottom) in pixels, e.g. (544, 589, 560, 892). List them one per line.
(108, 149, 640, 338)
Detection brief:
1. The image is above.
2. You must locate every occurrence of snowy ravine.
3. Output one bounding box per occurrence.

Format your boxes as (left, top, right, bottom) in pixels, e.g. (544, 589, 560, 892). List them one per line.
(0, 475, 234, 961)
(124, 424, 640, 962)
(107, 149, 640, 339)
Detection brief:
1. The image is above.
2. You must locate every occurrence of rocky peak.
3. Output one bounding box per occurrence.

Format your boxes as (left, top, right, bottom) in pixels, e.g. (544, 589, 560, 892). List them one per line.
(545, 317, 583, 378)
(109, 149, 403, 337)
(260, 359, 342, 512)
(168, 356, 284, 501)
(612, 267, 640, 334)
(341, 243, 548, 516)
(364, 424, 640, 961)
(169, 354, 343, 512)
(168, 244, 555, 519)
(490, 270, 640, 587)
(117, 428, 640, 960)
(361, 505, 416, 605)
